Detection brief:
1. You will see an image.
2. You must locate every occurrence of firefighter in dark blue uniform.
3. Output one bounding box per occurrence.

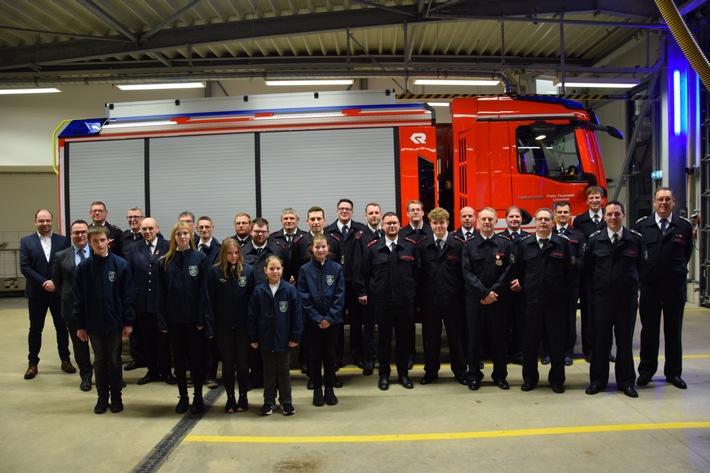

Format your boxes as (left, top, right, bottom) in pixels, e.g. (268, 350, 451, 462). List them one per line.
(513, 208, 575, 393)
(462, 207, 515, 390)
(360, 212, 419, 390)
(584, 201, 644, 398)
(636, 187, 694, 389)
(419, 207, 467, 386)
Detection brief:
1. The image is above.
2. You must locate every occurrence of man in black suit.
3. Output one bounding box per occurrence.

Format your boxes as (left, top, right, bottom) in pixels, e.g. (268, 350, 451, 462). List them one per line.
(324, 199, 366, 371)
(196, 216, 221, 267)
(453, 206, 476, 242)
(119, 207, 145, 257)
(89, 201, 122, 255)
(125, 217, 174, 385)
(20, 209, 71, 379)
(269, 207, 305, 251)
(572, 186, 609, 363)
(52, 219, 93, 391)
(230, 212, 252, 247)
(636, 187, 694, 390)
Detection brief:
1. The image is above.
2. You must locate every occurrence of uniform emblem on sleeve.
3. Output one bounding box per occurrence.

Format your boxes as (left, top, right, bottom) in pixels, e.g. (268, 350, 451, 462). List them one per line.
(326, 275, 334, 286)
(189, 265, 198, 277)
(238, 276, 247, 287)
(108, 271, 116, 282)
(279, 301, 288, 312)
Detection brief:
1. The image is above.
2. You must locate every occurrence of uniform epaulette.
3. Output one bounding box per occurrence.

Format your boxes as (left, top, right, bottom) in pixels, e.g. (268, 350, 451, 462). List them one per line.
(354, 230, 363, 239)
(519, 234, 532, 241)
(496, 233, 511, 241)
(635, 215, 649, 225)
(629, 229, 643, 238)
(557, 233, 570, 241)
(453, 235, 466, 243)
(367, 239, 379, 248)
(328, 231, 342, 242)
(680, 216, 692, 224)
(292, 234, 304, 244)
(589, 229, 603, 239)
(404, 237, 418, 245)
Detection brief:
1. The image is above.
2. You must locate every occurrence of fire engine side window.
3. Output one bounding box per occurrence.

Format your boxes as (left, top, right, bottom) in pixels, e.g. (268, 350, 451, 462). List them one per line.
(516, 124, 582, 182)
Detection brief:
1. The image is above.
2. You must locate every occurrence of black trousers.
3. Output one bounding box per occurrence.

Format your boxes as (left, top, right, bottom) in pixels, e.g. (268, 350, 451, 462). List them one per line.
(589, 298, 637, 389)
(522, 302, 566, 387)
(168, 324, 205, 397)
(135, 312, 171, 378)
(65, 314, 92, 380)
(89, 331, 122, 398)
(423, 301, 466, 378)
(27, 297, 69, 366)
(467, 298, 509, 382)
(376, 303, 414, 377)
(215, 329, 250, 397)
(638, 283, 686, 379)
(307, 324, 338, 389)
(262, 350, 292, 405)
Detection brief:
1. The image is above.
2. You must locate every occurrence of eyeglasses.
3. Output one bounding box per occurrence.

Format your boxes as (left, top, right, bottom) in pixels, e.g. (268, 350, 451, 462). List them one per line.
(71, 231, 87, 235)
(337, 207, 353, 212)
(252, 230, 269, 234)
(90, 209, 106, 214)
(141, 227, 156, 231)
(654, 197, 673, 203)
(535, 217, 552, 222)
(197, 225, 212, 230)
(127, 216, 143, 220)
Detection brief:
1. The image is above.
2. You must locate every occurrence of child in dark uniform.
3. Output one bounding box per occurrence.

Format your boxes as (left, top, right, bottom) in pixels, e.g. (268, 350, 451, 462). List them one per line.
(248, 255, 303, 416)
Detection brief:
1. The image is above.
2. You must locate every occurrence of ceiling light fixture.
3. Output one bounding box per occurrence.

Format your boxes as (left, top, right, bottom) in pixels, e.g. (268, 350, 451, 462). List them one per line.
(414, 79, 501, 86)
(554, 77, 640, 89)
(116, 82, 205, 91)
(265, 79, 354, 86)
(0, 87, 61, 95)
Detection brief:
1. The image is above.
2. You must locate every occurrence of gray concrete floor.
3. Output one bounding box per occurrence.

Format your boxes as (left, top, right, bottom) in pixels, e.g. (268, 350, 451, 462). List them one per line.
(1, 295, 709, 473)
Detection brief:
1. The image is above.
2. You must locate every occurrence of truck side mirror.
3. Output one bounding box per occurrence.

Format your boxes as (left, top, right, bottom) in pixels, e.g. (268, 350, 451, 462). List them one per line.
(606, 126, 623, 140)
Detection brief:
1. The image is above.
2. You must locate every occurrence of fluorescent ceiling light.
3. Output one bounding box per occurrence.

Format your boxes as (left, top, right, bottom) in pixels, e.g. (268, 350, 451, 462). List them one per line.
(427, 102, 451, 107)
(0, 87, 61, 95)
(102, 120, 176, 129)
(116, 82, 205, 91)
(414, 79, 501, 86)
(265, 79, 354, 86)
(554, 78, 640, 89)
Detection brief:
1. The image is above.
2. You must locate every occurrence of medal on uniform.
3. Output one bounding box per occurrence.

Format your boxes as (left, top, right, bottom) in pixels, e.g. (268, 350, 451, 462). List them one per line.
(495, 253, 503, 266)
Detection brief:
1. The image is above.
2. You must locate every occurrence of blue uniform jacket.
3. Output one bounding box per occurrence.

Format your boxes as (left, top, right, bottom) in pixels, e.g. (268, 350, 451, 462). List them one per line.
(73, 252, 135, 334)
(297, 259, 345, 326)
(248, 281, 303, 353)
(125, 237, 169, 314)
(203, 263, 255, 337)
(157, 249, 207, 330)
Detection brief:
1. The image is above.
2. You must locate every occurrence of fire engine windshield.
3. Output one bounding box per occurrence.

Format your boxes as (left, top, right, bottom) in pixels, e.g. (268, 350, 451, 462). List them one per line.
(516, 123, 584, 182)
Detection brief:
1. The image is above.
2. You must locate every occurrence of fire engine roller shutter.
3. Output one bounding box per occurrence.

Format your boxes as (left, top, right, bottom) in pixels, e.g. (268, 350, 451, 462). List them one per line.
(66, 139, 145, 227)
(149, 134, 256, 238)
(259, 128, 397, 225)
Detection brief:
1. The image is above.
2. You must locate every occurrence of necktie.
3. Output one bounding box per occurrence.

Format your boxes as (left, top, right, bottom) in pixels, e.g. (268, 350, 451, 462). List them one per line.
(660, 218, 668, 235)
(199, 244, 208, 253)
(376, 229, 382, 239)
(465, 231, 472, 240)
(286, 234, 292, 244)
(342, 225, 348, 239)
(511, 232, 519, 241)
(436, 239, 444, 254)
(148, 243, 155, 255)
(593, 214, 600, 225)
(539, 238, 549, 250)
(390, 242, 396, 253)
(612, 233, 620, 246)
(256, 247, 263, 256)
(77, 249, 86, 261)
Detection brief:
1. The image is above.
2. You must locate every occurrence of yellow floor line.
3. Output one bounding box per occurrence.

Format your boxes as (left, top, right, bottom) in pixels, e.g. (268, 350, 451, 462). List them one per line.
(185, 422, 710, 443)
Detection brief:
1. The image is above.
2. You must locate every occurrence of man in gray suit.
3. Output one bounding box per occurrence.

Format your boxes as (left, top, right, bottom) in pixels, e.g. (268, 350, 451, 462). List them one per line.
(52, 220, 94, 391)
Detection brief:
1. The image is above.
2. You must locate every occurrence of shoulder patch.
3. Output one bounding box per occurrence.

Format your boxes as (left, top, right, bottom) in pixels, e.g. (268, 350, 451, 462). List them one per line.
(589, 229, 603, 239)
(404, 237, 418, 245)
(496, 234, 511, 241)
(367, 239, 379, 248)
(354, 230, 363, 240)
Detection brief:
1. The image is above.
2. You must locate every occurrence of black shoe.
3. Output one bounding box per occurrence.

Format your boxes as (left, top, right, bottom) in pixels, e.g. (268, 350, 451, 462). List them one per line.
(585, 384, 603, 395)
(666, 376, 687, 389)
(420, 375, 437, 385)
(521, 383, 535, 392)
(496, 379, 510, 390)
(259, 403, 273, 416)
(355, 359, 365, 369)
(306, 378, 315, 390)
(454, 374, 469, 386)
(124, 360, 145, 371)
(564, 356, 573, 366)
(175, 396, 189, 414)
(137, 373, 159, 385)
(541, 355, 550, 365)
(333, 376, 343, 388)
(363, 362, 374, 376)
(324, 388, 338, 406)
(378, 375, 389, 390)
(191, 395, 205, 414)
(313, 388, 325, 407)
(622, 386, 639, 398)
(608, 353, 616, 363)
(468, 379, 480, 391)
(80, 378, 92, 392)
(162, 373, 177, 385)
(398, 375, 414, 389)
(552, 384, 565, 394)
(237, 394, 249, 412)
(636, 374, 651, 386)
(225, 395, 237, 413)
(282, 403, 295, 416)
(94, 397, 109, 414)
(110, 396, 123, 413)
